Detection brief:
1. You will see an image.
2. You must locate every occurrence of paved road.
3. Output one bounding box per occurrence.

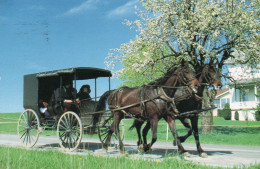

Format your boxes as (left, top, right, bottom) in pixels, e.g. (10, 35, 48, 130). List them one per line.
(1, 134, 260, 168)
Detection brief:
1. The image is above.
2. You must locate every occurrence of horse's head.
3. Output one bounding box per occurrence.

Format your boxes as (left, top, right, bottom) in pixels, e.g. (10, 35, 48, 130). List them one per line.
(201, 64, 222, 90)
(175, 61, 200, 93)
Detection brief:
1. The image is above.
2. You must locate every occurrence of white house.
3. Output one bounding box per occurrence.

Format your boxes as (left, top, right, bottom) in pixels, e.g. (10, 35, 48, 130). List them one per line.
(213, 88, 230, 111)
(213, 63, 260, 121)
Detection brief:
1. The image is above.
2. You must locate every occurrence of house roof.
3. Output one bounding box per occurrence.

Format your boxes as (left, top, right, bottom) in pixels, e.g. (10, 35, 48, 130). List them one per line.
(215, 88, 229, 99)
(228, 78, 260, 87)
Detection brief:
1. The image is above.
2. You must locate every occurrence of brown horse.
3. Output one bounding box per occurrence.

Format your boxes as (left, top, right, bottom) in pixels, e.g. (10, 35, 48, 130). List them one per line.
(94, 62, 200, 153)
(130, 64, 222, 157)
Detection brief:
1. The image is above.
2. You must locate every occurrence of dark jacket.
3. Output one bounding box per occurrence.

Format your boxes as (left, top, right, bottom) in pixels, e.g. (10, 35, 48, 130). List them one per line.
(54, 87, 76, 108)
(77, 92, 91, 101)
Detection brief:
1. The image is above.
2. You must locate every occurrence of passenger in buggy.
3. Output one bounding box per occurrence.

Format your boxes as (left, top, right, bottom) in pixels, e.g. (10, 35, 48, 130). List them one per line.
(54, 80, 78, 114)
(39, 99, 51, 118)
(77, 84, 91, 101)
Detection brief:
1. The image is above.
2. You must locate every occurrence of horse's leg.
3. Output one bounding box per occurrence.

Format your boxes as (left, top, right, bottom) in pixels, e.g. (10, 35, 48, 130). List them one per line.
(142, 120, 150, 146)
(103, 112, 121, 151)
(142, 121, 150, 145)
(113, 112, 125, 153)
(134, 120, 144, 146)
(191, 116, 207, 158)
(144, 119, 158, 153)
(103, 122, 113, 151)
(133, 120, 145, 152)
(174, 118, 192, 145)
(165, 116, 187, 155)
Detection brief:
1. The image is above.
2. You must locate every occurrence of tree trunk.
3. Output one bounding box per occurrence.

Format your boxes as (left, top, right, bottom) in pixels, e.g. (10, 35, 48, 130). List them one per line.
(201, 88, 215, 134)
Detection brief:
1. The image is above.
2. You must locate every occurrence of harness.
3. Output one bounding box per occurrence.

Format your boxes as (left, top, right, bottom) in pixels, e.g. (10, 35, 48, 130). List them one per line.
(107, 84, 200, 121)
(106, 67, 200, 120)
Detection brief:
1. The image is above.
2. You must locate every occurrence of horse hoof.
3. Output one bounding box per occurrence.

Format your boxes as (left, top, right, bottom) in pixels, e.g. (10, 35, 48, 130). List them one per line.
(102, 147, 108, 153)
(182, 152, 190, 157)
(120, 147, 126, 154)
(102, 144, 108, 152)
(147, 148, 152, 154)
(138, 144, 144, 152)
(200, 152, 208, 158)
(144, 145, 152, 153)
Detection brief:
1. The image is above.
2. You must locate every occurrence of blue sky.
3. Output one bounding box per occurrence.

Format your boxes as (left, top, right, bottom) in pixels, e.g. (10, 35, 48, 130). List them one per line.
(0, 0, 140, 113)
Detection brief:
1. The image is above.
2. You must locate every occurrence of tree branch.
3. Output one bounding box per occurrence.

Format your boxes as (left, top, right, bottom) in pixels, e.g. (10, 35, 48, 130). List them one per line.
(166, 41, 179, 55)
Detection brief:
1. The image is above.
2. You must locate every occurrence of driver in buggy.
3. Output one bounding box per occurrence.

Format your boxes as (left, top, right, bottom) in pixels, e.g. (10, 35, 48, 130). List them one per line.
(77, 84, 91, 101)
(54, 80, 79, 114)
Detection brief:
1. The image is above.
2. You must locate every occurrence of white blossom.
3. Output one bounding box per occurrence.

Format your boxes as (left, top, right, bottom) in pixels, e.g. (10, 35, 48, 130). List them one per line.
(105, 0, 259, 85)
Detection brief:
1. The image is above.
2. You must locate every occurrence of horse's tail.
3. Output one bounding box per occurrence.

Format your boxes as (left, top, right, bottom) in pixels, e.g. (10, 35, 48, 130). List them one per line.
(92, 90, 115, 128)
(129, 119, 144, 131)
(129, 122, 136, 131)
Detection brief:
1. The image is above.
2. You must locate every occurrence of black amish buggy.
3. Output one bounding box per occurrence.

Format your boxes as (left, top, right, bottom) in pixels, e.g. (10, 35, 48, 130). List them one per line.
(18, 67, 124, 152)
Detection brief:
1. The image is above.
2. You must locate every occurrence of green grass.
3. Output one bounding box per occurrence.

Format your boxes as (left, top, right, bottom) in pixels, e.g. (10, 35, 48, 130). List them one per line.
(1, 113, 260, 145)
(1, 146, 259, 169)
(122, 117, 260, 146)
(0, 113, 20, 134)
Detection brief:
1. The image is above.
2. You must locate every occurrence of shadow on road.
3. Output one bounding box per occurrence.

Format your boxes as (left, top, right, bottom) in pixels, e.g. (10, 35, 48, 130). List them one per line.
(36, 141, 232, 158)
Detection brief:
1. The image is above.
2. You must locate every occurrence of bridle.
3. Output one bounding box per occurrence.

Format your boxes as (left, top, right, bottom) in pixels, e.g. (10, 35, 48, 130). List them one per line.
(200, 66, 221, 86)
(175, 67, 197, 86)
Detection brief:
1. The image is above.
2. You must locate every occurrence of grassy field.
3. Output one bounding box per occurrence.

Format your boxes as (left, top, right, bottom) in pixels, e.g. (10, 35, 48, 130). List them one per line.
(1, 113, 260, 145)
(0, 113, 20, 134)
(0, 146, 259, 169)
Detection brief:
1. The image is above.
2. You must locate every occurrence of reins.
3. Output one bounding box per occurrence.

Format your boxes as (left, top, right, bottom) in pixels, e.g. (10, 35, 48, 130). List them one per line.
(93, 66, 202, 120)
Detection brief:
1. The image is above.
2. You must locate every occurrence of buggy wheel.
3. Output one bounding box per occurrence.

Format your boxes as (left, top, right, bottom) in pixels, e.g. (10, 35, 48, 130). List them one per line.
(98, 116, 125, 148)
(17, 109, 40, 148)
(57, 111, 82, 152)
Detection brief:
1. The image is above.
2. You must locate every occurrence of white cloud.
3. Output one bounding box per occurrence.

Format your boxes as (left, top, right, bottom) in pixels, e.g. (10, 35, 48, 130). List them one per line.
(107, 0, 138, 18)
(64, 0, 99, 16)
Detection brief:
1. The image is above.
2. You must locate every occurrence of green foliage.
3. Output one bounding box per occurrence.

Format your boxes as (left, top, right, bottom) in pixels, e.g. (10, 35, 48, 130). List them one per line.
(218, 103, 231, 120)
(234, 111, 239, 121)
(224, 103, 230, 109)
(255, 87, 260, 121)
(118, 45, 176, 87)
(255, 110, 260, 121)
(106, 0, 260, 85)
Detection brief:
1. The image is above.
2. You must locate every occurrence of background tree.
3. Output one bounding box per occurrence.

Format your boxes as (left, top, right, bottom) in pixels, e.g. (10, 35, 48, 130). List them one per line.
(106, 0, 259, 132)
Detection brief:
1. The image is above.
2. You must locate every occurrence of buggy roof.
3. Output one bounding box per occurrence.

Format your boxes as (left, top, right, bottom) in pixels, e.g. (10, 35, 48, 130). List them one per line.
(35, 67, 112, 80)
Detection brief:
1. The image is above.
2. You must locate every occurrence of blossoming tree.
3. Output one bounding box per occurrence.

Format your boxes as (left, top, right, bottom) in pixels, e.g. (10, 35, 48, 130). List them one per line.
(106, 0, 259, 132)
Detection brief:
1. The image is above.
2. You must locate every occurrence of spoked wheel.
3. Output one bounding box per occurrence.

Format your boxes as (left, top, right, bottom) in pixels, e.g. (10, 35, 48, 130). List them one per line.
(17, 109, 41, 148)
(98, 115, 125, 148)
(57, 111, 82, 152)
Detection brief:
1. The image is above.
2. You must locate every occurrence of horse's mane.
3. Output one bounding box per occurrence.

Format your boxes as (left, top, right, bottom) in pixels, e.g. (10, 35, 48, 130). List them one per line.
(148, 67, 179, 85)
(118, 86, 139, 90)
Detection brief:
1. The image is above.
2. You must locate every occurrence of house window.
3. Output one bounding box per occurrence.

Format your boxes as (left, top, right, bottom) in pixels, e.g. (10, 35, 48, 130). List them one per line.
(220, 98, 230, 109)
(240, 89, 249, 101)
(214, 100, 220, 109)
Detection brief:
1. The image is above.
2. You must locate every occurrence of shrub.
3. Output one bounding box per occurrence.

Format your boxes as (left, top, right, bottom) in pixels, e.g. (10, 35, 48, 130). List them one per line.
(235, 111, 239, 120)
(255, 89, 260, 121)
(218, 103, 231, 120)
(255, 110, 260, 121)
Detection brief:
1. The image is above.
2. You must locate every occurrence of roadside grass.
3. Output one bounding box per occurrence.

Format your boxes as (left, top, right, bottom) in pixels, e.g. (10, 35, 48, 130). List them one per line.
(122, 118, 260, 146)
(0, 146, 259, 169)
(1, 113, 260, 145)
(0, 113, 20, 134)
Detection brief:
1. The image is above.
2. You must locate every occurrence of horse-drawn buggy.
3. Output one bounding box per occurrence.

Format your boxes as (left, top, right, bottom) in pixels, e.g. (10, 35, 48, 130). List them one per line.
(18, 67, 124, 152)
(19, 62, 221, 157)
